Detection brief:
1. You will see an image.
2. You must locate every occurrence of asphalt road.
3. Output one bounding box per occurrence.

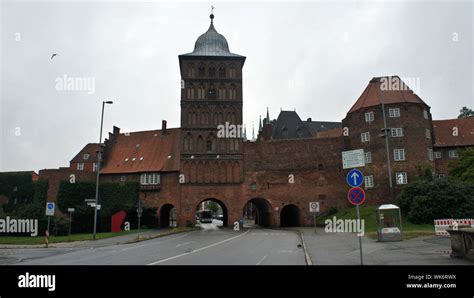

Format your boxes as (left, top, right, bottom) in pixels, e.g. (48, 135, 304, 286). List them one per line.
(4, 224, 306, 265)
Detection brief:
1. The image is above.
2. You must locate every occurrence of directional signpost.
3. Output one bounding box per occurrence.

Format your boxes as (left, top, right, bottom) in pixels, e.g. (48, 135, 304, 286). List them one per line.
(309, 202, 320, 233)
(346, 169, 365, 265)
(342, 149, 365, 169)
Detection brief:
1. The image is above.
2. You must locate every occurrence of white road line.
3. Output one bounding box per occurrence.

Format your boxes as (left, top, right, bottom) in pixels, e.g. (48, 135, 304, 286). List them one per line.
(147, 230, 250, 265)
(256, 254, 268, 265)
(121, 232, 192, 251)
(175, 241, 193, 248)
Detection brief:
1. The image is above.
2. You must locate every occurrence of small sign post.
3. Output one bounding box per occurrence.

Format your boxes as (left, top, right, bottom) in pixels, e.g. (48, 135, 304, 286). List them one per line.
(45, 202, 55, 248)
(347, 187, 366, 265)
(309, 202, 319, 233)
(137, 200, 143, 240)
(67, 208, 75, 242)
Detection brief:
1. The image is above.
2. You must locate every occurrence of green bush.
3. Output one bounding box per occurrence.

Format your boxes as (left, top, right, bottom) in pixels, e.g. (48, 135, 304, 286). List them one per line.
(397, 177, 474, 224)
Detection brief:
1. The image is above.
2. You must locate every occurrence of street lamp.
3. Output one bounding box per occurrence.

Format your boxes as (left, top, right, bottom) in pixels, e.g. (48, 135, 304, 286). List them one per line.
(376, 80, 394, 202)
(93, 100, 113, 240)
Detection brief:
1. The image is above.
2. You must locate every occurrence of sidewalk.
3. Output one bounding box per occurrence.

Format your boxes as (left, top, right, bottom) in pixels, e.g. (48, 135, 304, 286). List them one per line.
(297, 227, 472, 265)
(0, 228, 196, 250)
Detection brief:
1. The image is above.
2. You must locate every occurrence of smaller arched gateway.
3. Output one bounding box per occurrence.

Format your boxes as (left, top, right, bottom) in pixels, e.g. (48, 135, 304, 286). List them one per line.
(159, 204, 177, 228)
(280, 204, 300, 227)
(243, 198, 273, 227)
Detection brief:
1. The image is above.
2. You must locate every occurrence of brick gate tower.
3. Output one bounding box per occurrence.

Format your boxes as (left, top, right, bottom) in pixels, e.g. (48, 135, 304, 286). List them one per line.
(177, 13, 246, 226)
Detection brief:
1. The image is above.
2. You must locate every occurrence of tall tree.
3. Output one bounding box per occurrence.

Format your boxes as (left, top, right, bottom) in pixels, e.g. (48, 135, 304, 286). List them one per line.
(449, 148, 474, 183)
(458, 106, 474, 119)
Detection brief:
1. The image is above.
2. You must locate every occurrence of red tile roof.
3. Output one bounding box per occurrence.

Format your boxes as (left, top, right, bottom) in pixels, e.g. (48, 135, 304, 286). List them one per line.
(348, 76, 428, 114)
(70, 143, 99, 163)
(433, 117, 474, 147)
(101, 128, 181, 174)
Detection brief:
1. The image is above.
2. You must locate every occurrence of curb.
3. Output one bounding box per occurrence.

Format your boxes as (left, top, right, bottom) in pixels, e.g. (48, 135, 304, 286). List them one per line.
(298, 230, 313, 266)
(121, 227, 199, 244)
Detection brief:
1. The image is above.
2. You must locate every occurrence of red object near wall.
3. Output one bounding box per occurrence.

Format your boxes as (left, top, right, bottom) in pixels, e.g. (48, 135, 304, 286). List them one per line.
(111, 211, 127, 232)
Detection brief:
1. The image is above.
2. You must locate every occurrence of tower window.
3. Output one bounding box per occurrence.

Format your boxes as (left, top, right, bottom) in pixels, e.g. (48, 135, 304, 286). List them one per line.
(361, 132, 370, 143)
(365, 112, 374, 123)
(219, 64, 226, 77)
(208, 84, 216, 99)
(187, 64, 195, 77)
(389, 108, 400, 118)
(208, 65, 216, 77)
(365, 175, 374, 188)
(396, 172, 408, 185)
(364, 152, 372, 163)
(198, 64, 205, 77)
(229, 64, 237, 78)
(393, 148, 405, 161)
(206, 140, 212, 152)
(391, 128, 403, 137)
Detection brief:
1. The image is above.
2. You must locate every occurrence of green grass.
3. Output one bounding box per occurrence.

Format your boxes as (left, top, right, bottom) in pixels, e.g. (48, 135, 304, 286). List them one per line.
(0, 229, 150, 245)
(317, 205, 435, 240)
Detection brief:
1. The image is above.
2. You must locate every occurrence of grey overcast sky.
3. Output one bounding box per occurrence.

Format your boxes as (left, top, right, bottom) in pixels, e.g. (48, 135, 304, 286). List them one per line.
(0, 0, 472, 172)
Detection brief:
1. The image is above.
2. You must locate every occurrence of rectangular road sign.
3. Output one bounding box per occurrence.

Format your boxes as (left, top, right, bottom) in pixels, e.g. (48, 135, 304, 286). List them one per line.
(342, 149, 365, 169)
(309, 202, 319, 213)
(45, 202, 55, 216)
(68, 208, 75, 212)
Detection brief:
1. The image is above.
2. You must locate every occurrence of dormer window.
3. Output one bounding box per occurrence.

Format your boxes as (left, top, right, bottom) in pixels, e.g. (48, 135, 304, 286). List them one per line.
(140, 173, 160, 185)
(83, 154, 90, 160)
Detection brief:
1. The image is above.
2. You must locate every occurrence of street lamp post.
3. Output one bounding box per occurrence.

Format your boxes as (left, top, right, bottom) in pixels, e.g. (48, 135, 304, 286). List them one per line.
(93, 100, 113, 240)
(377, 80, 394, 201)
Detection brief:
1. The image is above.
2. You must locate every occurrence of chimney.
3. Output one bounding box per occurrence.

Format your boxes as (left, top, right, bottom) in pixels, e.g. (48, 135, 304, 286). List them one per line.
(113, 126, 120, 135)
(162, 120, 167, 136)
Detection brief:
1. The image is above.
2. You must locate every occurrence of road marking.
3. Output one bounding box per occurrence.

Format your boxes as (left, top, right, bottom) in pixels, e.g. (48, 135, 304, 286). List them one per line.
(121, 232, 192, 251)
(256, 254, 268, 265)
(175, 241, 193, 248)
(147, 230, 250, 265)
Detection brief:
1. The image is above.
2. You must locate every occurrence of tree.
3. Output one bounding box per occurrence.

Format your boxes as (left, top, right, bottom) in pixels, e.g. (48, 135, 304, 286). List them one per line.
(458, 106, 474, 119)
(207, 201, 220, 214)
(397, 176, 474, 224)
(449, 148, 474, 183)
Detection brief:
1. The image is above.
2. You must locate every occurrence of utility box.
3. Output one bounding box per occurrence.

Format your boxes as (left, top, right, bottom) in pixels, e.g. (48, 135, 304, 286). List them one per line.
(376, 204, 403, 242)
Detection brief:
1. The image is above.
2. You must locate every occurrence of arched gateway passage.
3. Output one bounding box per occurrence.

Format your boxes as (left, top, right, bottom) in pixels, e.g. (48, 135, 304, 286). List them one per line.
(160, 204, 177, 228)
(195, 198, 228, 227)
(280, 204, 300, 227)
(243, 198, 272, 227)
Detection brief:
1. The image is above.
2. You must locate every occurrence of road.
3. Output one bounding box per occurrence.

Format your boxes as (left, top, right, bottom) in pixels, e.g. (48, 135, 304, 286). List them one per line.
(2, 223, 306, 265)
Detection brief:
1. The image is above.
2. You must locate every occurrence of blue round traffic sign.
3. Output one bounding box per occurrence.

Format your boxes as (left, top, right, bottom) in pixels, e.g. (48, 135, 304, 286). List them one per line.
(348, 187, 366, 206)
(346, 169, 364, 187)
(47, 203, 54, 209)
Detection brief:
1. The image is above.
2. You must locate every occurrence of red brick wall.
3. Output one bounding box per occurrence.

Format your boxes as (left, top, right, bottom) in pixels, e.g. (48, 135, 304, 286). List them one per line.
(39, 168, 96, 202)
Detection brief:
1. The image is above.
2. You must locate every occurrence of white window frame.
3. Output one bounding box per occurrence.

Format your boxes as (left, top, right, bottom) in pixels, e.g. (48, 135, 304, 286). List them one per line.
(448, 150, 458, 158)
(361, 132, 370, 143)
(140, 173, 161, 185)
(365, 175, 374, 188)
(120, 175, 126, 182)
(393, 148, 405, 161)
(365, 112, 374, 123)
(364, 152, 372, 164)
(434, 151, 442, 159)
(396, 172, 408, 185)
(83, 153, 90, 160)
(423, 110, 429, 119)
(93, 163, 98, 172)
(428, 148, 433, 161)
(77, 163, 84, 171)
(389, 108, 400, 118)
(391, 128, 403, 137)
(425, 129, 431, 139)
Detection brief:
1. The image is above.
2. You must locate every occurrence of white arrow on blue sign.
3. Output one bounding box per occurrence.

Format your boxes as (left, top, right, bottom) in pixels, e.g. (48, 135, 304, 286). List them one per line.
(346, 169, 364, 187)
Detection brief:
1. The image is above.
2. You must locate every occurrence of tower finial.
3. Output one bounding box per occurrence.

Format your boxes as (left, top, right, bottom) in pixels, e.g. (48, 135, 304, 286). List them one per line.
(210, 6, 215, 24)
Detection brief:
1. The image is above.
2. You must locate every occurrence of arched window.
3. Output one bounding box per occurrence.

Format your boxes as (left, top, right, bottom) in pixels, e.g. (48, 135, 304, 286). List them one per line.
(197, 136, 204, 152)
(219, 64, 226, 78)
(184, 133, 194, 151)
(187, 64, 195, 77)
(229, 85, 237, 100)
(229, 64, 237, 78)
(208, 84, 216, 99)
(208, 64, 216, 77)
(186, 85, 194, 99)
(198, 63, 205, 77)
(296, 126, 303, 137)
(218, 84, 226, 99)
(206, 140, 212, 152)
(198, 85, 205, 99)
